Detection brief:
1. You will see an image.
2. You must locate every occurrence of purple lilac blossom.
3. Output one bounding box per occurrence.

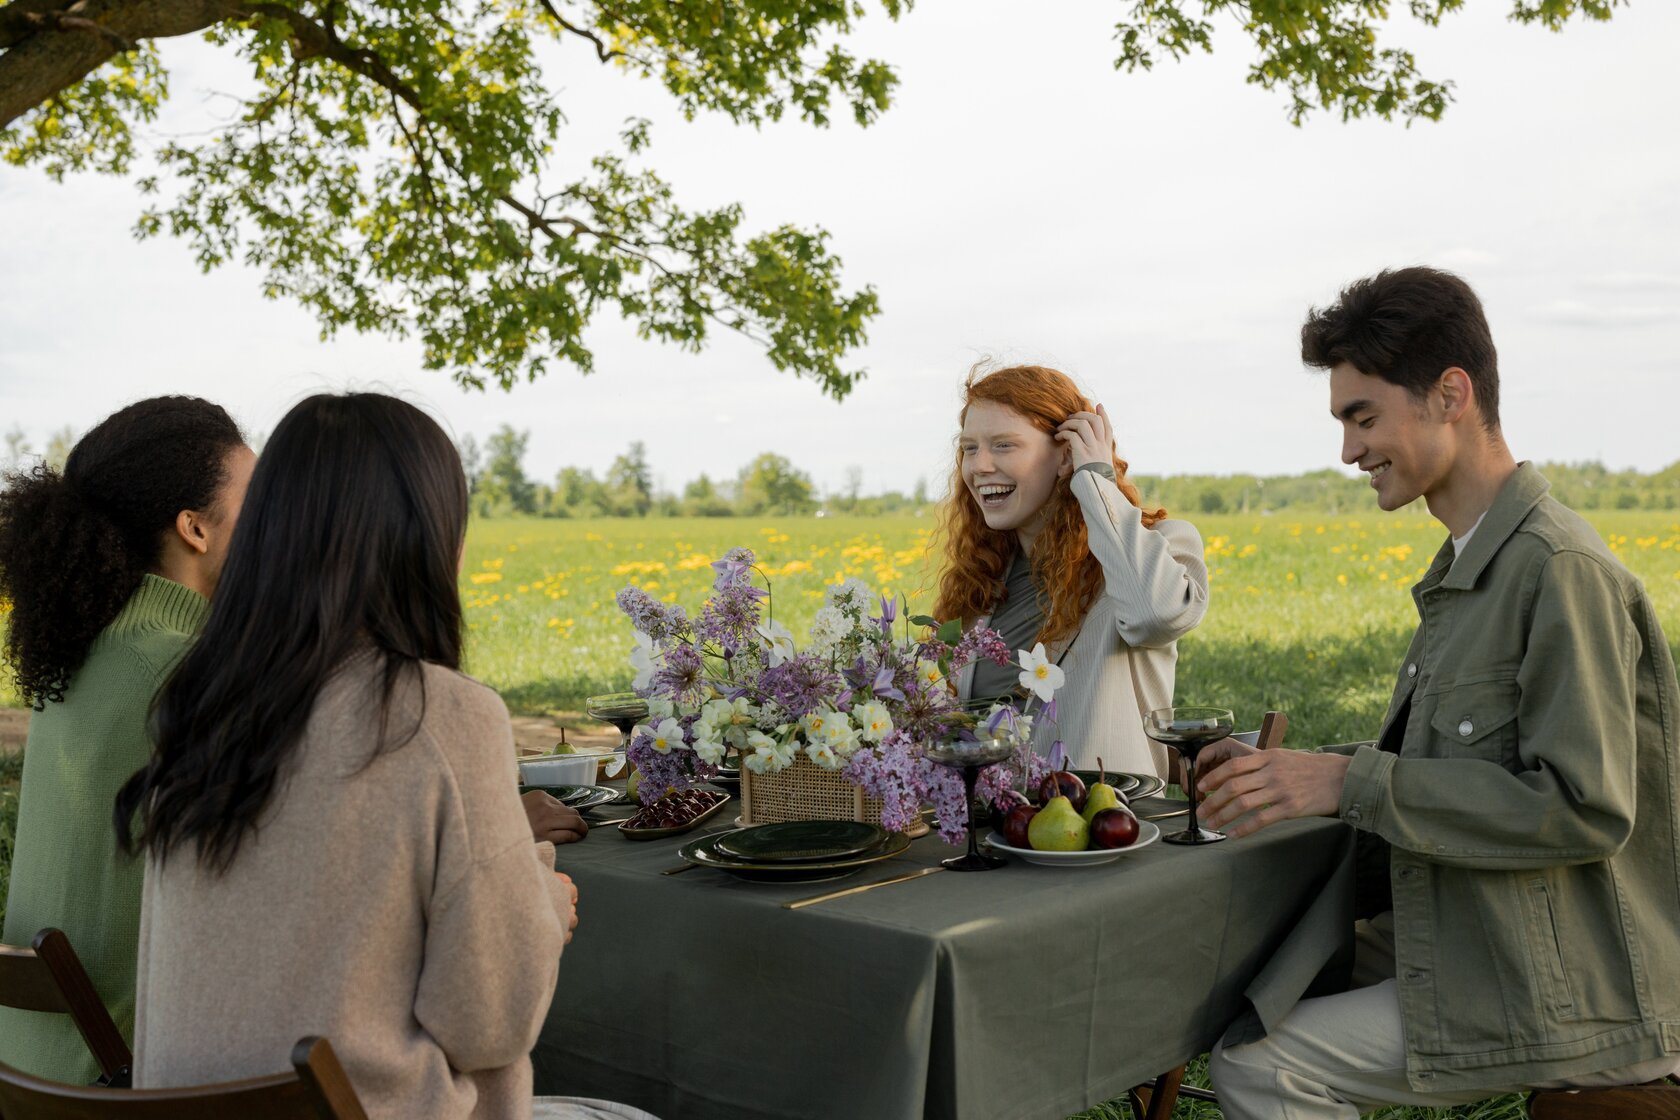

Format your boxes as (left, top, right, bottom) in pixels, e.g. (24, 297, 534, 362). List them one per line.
(616, 586, 691, 644)
(952, 625, 1011, 671)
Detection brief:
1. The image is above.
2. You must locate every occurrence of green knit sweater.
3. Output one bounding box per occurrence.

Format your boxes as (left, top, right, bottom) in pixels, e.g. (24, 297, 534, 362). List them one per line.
(0, 575, 207, 1084)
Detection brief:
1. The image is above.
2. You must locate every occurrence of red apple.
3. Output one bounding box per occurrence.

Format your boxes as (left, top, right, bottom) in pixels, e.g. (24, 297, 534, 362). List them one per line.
(1001, 803, 1039, 849)
(1089, 806, 1140, 849)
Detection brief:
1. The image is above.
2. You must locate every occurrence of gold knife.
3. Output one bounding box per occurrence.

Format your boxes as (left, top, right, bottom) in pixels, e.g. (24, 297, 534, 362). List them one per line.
(782, 865, 944, 910)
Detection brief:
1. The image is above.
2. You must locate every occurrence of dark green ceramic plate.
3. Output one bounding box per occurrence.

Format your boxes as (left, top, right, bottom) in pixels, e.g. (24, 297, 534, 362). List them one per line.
(715, 820, 888, 864)
(678, 829, 911, 882)
(1070, 771, 1143, 796)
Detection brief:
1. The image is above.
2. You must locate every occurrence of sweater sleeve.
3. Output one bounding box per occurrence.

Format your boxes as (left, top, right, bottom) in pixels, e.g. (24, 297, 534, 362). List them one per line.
(412, 675, 566, 1072)
(1069, 469, 1209, 648)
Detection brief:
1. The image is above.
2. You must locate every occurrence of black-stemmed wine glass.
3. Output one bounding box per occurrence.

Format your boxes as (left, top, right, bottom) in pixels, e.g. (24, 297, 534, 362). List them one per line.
(1144, 706, 1234, 845)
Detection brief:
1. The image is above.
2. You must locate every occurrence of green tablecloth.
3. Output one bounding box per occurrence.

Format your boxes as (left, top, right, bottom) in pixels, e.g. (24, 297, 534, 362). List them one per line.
(533, 799, 1354, 1120)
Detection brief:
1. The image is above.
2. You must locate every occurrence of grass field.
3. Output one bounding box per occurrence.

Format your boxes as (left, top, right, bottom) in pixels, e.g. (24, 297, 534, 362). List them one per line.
(457, 510, 1680, 749)
(4, 509, 1678, 1119)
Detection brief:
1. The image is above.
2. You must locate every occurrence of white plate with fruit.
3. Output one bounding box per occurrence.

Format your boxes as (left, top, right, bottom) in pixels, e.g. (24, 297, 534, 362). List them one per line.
(984, 821, 1159, 866)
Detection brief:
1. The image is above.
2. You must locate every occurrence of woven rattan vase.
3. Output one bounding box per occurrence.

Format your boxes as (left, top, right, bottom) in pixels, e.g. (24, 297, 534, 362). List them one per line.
(738, 754, 930, 838)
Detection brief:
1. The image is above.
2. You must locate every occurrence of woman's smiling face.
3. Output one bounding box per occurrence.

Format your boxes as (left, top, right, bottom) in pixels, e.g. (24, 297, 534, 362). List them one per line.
(958, 399, 1066, 543)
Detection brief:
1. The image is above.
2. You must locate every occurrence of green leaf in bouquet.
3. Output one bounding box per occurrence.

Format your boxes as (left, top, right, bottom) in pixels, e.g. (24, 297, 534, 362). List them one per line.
(935, 619, 964, 645)
(908, 614, 940, 629)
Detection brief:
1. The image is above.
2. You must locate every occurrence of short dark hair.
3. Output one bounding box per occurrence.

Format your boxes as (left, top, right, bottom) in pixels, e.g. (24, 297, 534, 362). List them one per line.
(1301, 267, 1500, 430)
(0, 397, 244, 707)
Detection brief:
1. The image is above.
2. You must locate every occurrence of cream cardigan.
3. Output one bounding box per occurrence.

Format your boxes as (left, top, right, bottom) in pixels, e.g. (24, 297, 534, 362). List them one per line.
(958, 469, 1210, 777)
(134, 654, 569, 1119)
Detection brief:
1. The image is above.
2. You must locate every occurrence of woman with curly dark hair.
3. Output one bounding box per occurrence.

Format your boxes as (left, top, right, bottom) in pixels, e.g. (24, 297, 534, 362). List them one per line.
(0, 397, 253, 1085)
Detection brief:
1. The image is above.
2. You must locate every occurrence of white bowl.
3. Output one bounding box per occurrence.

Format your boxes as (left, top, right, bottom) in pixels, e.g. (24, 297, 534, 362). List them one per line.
(517, 753, 599, 787)
(984, 821, 1160, 866)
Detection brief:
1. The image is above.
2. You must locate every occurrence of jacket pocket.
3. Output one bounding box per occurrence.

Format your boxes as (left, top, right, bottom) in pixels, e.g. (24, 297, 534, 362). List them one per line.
(1522, 878, 1580, 1023)
(1426, 677, 1520, 765)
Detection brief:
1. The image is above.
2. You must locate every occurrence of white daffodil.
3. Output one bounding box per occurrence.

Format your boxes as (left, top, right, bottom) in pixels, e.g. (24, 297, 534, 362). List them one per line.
(851, 700, 894, 743)
(744, 730, 795, 773)
(646, 717, 687, 755)
(756, 618, 796, 667)
(1016, 642, 1066, 703)
(692, 737, 729, 765)
(646, 698, 675, 721)
(806, 740, 841, 769)
(916, 659, 945, 690)
(800, 709, 837, 742)
(702, 696, 757, 747)
(629, 631, 659, 690)
(822, 718, 862, 758)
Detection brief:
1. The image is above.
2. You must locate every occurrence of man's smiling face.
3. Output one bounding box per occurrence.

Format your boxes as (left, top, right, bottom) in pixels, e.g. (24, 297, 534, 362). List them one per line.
(1330, 362, 1454, 513)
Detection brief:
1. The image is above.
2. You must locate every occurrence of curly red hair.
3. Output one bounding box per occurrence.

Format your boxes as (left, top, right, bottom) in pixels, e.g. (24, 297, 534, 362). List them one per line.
(931, 364, 1166, 649)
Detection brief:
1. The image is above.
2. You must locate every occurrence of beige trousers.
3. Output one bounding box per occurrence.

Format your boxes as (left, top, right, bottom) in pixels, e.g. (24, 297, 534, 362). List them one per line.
(1209, 912, 1680, 1119)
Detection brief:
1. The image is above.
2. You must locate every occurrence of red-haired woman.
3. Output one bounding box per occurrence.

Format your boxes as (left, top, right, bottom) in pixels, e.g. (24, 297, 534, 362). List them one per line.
(935, 365, 1209, 778)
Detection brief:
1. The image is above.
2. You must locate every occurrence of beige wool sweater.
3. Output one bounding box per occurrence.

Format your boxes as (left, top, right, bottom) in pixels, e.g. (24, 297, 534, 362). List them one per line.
(134, 653, 568, 1119)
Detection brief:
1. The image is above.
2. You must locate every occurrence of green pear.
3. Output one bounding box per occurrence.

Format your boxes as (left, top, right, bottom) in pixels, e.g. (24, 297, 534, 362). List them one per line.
(1028, 794, 1089, 852)
(1081, 756, 1123, 823)
(1082, 782, 1122, 823)
(626, 768, 642, 801)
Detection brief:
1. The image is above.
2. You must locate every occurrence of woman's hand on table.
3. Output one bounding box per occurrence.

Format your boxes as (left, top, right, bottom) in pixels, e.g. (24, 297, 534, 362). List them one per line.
(554, 871, 580, 944)
(1197, 740, 1353, 839)
(1055, 403, 1115, 473)
(523, 790, 589, 845)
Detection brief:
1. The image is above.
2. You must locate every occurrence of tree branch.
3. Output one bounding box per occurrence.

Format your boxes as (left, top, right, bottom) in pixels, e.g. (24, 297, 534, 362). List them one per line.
(0, 0, 241, 128)
(534, 0, 623, 63)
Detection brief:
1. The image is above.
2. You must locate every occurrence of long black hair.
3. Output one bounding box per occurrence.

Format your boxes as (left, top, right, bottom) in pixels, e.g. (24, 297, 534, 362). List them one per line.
(115, 393, 469, 872)
(0, 397, 245, 708)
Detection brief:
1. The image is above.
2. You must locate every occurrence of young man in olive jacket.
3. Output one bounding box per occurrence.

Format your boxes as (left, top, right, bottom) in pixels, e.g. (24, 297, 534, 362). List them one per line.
(1197, 267, 1680, 1118)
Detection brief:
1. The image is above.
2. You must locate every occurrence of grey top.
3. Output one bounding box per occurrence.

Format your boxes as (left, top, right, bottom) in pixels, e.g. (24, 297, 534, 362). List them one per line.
(969, 462, 1116, 702)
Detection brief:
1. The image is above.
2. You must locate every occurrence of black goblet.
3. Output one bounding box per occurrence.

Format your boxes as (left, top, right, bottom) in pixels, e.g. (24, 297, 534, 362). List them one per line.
(924, 737, 1015, 871)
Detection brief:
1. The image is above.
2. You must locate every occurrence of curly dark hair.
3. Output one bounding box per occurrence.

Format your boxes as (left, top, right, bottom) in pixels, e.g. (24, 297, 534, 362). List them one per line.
(0, 397, 245, 708)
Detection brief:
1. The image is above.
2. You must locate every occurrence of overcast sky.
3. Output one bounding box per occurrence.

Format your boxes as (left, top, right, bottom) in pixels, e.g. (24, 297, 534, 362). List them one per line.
(2, 0, 1676, 497)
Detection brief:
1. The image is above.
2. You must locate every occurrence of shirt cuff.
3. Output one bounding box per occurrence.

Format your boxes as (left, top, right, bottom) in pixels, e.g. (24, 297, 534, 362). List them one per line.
(1074, 461, 1116, 482)
(1338, 745, 1395, 831)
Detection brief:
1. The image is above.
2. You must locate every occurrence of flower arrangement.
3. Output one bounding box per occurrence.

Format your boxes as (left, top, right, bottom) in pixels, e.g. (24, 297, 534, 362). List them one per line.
(615, 547, 1064, 843)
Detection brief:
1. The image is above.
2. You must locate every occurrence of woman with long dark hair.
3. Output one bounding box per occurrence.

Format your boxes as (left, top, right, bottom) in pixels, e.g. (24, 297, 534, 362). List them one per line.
(118, 393, 644, 1120)
(0, 397, 252, 1084)
(934, 364, 1209, 776)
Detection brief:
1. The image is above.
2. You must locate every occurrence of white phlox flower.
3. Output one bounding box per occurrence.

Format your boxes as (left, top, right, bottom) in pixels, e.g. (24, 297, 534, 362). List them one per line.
(808, 606, 851, 655)
(1016, 642, 1066, 703)
(851, 700, 894, 743)
(825, 577, 872, 615)
(756, 619, 796, 667)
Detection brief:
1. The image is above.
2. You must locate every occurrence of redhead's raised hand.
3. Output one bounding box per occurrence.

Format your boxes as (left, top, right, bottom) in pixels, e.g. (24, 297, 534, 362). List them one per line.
(1055, 402, 1115, 471)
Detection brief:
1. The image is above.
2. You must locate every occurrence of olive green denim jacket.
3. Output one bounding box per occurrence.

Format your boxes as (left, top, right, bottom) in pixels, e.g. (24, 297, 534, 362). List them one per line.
(1333, 463, 1680, 1092)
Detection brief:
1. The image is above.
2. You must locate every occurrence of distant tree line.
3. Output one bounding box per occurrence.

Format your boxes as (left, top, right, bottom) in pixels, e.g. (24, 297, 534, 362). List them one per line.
(455, 426, 931, 519)
(9, 422, 1678, 520)
(1139, 461, 1680, 519)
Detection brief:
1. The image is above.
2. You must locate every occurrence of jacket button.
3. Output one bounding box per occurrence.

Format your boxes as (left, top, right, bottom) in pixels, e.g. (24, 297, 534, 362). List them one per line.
(1458, 719, 1474, 737)
(1404, 969, 1426, 982)
(1399, 867, 1421, 880)
(1345, 807, 1362, 823)
(1407, 663, 1418, 678)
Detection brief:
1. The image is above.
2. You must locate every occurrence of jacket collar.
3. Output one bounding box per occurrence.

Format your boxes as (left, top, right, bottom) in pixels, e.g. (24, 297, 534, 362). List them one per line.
(1437, 461, 1549, 591)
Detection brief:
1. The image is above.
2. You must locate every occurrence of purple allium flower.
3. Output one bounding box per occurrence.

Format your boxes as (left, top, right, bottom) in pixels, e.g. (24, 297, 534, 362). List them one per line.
(651, 642, 707, 704)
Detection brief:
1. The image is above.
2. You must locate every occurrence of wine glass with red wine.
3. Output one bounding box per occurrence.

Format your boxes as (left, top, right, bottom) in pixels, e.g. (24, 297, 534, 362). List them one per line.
(1144, 706, 1234, 845)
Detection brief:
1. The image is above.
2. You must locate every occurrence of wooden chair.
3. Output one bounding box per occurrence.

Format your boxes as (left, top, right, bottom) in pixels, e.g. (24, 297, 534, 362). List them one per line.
(0, 1036, 369, 1119)
(0, 928, 132, 1086)
(1528, 1076, 1680, 1118)
(1128, 712, 1291, 1117)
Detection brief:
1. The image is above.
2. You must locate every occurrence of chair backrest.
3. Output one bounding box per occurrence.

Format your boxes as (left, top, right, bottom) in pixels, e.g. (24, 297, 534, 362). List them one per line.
(0, 928, 132, 1082)
(0, 1036, 369, 1120)
(1229, 712, 1290, 751)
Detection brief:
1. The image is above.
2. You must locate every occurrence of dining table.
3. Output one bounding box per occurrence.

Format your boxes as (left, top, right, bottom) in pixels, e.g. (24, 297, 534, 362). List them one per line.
(532, 784, 1356, 1120)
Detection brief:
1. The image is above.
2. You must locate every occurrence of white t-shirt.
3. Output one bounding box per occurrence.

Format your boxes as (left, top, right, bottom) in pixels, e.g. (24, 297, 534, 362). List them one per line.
(1451, 511, 1489, 568)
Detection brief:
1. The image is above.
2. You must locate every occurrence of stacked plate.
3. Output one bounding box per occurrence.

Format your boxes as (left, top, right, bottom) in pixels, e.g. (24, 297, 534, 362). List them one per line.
(677, 820, 911, 884)
(517, 783, 620, 812)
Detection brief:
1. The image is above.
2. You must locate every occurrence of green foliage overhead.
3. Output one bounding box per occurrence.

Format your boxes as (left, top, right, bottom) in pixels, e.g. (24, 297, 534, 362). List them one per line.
(1113, 0, 1625, 124)
(0, 0, 1625, 397)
